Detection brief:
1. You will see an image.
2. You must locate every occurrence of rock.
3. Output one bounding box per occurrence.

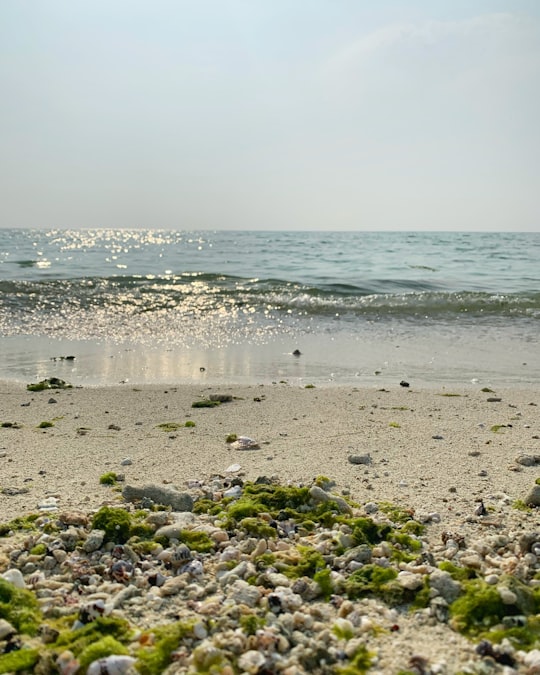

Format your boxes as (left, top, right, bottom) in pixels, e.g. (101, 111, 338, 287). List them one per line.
(486, 397, 502, 402)
(400, 380, 410, 387)
(209, 394, 233, 402)
(309, 485, 352, 515)
(348, 454, 371, 465)
(230, 436, 260, 451)
(122, 484, 194, 511)
(429, 569, 461, 603)
(0, 619, 16, 640)
(1, 568, 26, 588)
(83, 530, 105, 552)
(229, 579, 261, 607)
(525, 485, 540, 507)
(516, 454, 540, 466)
(397, 571, 424, 590)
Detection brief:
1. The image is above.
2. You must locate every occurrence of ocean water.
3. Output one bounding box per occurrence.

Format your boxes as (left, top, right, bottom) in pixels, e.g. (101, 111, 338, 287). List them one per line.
(0, 229, 539, 387)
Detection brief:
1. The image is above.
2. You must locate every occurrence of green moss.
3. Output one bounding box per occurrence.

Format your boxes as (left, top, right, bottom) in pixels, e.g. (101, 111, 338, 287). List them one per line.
(389, 421, 401, 428)
(438, 393, 462, 397)
(27, 377, 72, 391)
(91, 505, 131, 544)
(481, 387, 495, 393)
(239, 517, 277, 539)
(0, 513, 40, 537)
(78, 636, 129, 671)
(1, 421, 22, 428)
(184, 420, 196, 428)
(179, 529, 215, 552)
(332, 620, 354, 641)
(304, 384, 316, 388)
(486, 616, 540, 650)
(136, 621, 195, 675)
(513, 499, 532, 512)
(0, 578, 42, 635)
(450, 576, 540, 637)
(38, 420, 54, 428)
(349, 517, 392, 547)
(99, 471, 118, 486)
(193, 499, 223, 516)
(336, 645, 374, 674)
(191, 399, 221, 408)
(225, 433, 238, 443)
(53, 617, 133, 658)
(345, 564, 401, 603)
(282, 545, 326, 579)
(0, 649, 39, 673)
(390, 532, 422, 552)
(438, 561, 477, 582)
(239, 613, 266, 635)
(314, 568, 334, 600)
(378, 501, 416, 525)
(490, 424, 506, 433)
(156, 422, 184, 432)
(30, 543, 47, 556)
(129, 522, 156, 539)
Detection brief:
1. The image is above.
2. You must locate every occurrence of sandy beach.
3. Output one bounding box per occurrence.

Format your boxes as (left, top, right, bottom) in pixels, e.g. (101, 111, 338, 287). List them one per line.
(1, 379, 540, 673)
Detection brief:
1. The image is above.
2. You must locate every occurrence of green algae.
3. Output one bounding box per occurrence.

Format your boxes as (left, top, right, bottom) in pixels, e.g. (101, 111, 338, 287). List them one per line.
(336, 645, 374, 674)
(0, 513, 40, 537)
(438, 561, 477, 582)
(349, 517, 392, 547)
(490, 424, 506, 433)
(0, 578, 42, 635)
(378, 502, 416, 525)
(345, 565, 401, 603)
(78, 636, 129, 671)
(99, 471, 118, 486)
(156, 422, 185, 432)
(225, 433, 238, 443)
(238, 517, 277, 539)
(38, 420, 54, 428)
(27, 377, 72, 391)
(282, 545, 327, 579)
(314, 567, 334, 600)
(0, 648, 39, 674)
(450, 576, 540, 640)
(185, 420, 196, 427)
(389, 421, 401, 428)
(179, 529, 215, 552)
(30, 543, 47, 556)
(239, 613, 266, 635)
(91, 505, 132, 544)
(136, 621, 195, 675)
(53, 616, 133, 660)
(191, 399, 221, 408)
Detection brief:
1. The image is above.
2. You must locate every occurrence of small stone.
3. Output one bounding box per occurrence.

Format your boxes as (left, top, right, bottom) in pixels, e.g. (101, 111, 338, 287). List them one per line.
(498, 587, 517, 605)
(486, 397, 502, 402)
(309, 485, 352, 515)
(108, 424, 121, 431)
(516, 454, 540, 466)
(83, 530, 105, 552)
(229, 579, 261, 607)
(123, 484, 193, 512)
(348, 454, 371, 465)
(48, 397, 57, 404)
(1, 569, 26, 588)
(525, 485, 540, 507)
(400, 380, 410, 387)
(120, 457, 133, 466)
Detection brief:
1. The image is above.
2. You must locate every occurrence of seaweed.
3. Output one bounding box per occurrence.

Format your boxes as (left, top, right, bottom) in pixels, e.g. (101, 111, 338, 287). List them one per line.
(0, 513, 40, 537)
(0, 578, 42, 635)
(91, 506, 131, 544)
(239, 613, 266, 636)
(281, 545, 327, 579)
(99, 472, 118, 486)
(179, 529, 215, 552)
(314, 567, 334, 600)
(38, 420, 54, 428)
(336, 645, 374, 674)
(78, 636, 129, 672)
(345, 564, 402, 603)
(136, 621, 195, 675)
(191, 399, 221, 408)
(0, 649, 39, 674)
(156, 422, 185, 432)
(27, 377, 72, 391)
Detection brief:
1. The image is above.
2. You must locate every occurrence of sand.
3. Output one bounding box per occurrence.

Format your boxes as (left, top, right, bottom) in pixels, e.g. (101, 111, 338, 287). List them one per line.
(1, 380, 540, 672)
(1, 380, 538, 527)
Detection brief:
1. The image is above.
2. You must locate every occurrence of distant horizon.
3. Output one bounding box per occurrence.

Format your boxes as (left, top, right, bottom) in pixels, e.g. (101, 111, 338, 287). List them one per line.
(2, 1, 539, 232)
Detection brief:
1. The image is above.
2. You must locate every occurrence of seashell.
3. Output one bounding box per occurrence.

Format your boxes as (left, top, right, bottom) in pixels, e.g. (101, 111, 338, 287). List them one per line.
(74, 599, 106, 628)
(230, 436, 260, 451)
(56, 650, 80, 675)
(110, 560, 134, 583)
(171, 544, 192, 567)
(225, 463, 242, 473)
(86, 655, 137, 675)
(238, 650, 266, 673)
(182, 559, 204, 579)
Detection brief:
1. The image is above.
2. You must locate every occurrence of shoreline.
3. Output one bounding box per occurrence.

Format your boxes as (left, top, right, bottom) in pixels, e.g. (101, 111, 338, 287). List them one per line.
(1, 380, 539, 522)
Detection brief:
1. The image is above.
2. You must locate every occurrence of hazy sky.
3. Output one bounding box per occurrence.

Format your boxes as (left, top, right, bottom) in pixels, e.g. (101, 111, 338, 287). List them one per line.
(1, 1, 539, 231)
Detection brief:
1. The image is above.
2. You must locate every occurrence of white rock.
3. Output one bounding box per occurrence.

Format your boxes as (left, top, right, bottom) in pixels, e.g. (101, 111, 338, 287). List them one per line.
(238, 650, 266, 673)
(498, 587, 517, 605)
(225, 463, 242, 473)
(397, 570, 424, 590)
(1, 568, 26, 588)
(229, 579, 261, 607)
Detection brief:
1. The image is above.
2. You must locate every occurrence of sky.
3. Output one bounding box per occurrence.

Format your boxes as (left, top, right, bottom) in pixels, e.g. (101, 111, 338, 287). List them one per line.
(0, 1, 539, 231)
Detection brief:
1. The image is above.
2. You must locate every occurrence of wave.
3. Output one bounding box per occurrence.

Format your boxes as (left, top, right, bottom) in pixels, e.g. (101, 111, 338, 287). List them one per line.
(1, 274, 539, 322)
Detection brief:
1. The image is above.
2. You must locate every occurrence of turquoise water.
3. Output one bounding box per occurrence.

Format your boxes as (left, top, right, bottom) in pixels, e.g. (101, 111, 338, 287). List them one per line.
(0, 229, 539, 386)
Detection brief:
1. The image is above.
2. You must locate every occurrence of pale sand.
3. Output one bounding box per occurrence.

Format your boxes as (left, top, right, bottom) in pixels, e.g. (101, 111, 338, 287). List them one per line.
(1, 380, 539, 526)
(2, 380, 540, 671)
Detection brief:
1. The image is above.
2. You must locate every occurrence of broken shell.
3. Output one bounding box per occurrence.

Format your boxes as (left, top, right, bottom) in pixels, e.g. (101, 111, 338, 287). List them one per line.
(230, 436, 260, 451)
(87, 655, 137, 675)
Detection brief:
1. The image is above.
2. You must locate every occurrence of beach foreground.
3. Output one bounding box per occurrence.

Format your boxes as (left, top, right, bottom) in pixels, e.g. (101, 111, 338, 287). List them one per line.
(1, 381, 540, 673)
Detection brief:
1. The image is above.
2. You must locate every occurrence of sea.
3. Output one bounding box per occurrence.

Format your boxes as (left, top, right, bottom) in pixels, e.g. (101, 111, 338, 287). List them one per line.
(0, 229, 539, 388)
